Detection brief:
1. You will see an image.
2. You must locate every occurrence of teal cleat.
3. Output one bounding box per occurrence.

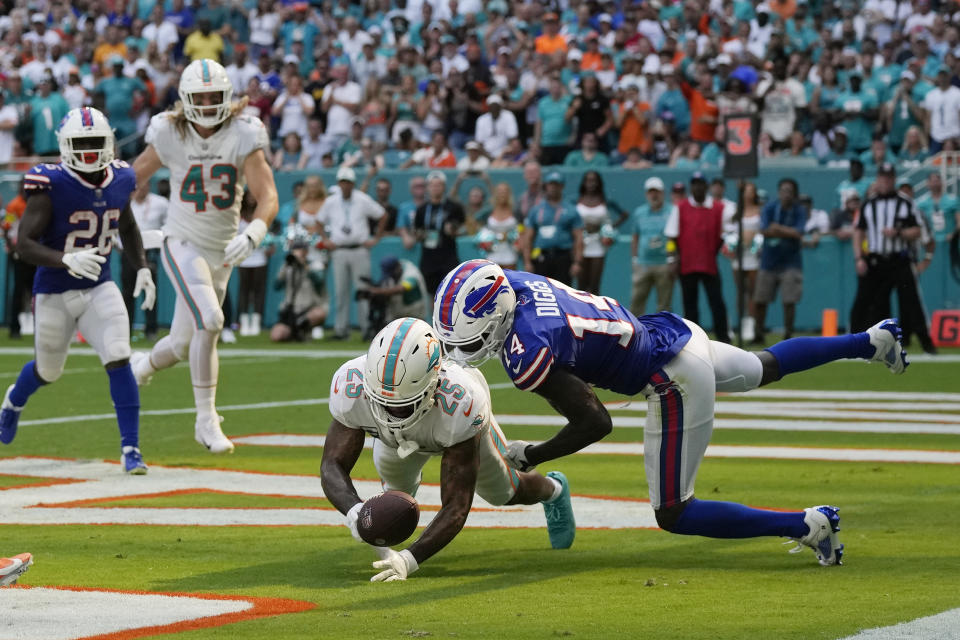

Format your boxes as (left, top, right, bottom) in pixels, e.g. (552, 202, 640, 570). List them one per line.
(543, 471, 576, 549)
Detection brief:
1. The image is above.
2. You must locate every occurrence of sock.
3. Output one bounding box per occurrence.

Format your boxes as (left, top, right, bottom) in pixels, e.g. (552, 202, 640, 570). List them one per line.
(672, 498, 808, 539)
(9, 361, 46, 407)
(543, 476, 563, 503)
(107, 365, 140, 449)
(765, 334, 874, 377)
(190, 329, 219, 421)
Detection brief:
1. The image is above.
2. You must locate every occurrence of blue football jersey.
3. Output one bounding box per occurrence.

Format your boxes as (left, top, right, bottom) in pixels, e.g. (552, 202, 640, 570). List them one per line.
(23, 161, 136, 294)
(500, 270, 692, 395)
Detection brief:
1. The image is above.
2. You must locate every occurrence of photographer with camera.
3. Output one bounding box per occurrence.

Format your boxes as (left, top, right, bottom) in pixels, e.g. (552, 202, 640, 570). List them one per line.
(270, 226, 328, 343)
(357, 255, 429, 337)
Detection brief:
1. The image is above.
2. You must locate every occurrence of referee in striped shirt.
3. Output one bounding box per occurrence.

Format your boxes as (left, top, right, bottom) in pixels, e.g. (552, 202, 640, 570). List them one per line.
(850, 163, 926, 335)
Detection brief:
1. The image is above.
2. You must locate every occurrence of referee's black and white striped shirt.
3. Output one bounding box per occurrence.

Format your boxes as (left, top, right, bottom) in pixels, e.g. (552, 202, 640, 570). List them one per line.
(857, 192, 919, 257)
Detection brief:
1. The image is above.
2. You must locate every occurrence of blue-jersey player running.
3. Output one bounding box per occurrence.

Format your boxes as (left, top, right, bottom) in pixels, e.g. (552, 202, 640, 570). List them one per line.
(0, 107, 156, 474)
(433, 259, 910, 566)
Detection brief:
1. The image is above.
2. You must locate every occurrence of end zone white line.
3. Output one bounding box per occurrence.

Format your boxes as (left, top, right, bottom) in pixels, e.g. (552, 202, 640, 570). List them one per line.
(839, 607, 960, 639)
(231, 434, 960, 464)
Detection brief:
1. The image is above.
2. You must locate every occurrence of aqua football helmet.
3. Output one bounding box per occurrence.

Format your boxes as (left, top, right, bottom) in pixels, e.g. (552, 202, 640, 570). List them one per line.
(56, 107, 115, 173)
(432, 259, 516, 366)
(178, 59, 233, 127)
(364, 318, 443, 431)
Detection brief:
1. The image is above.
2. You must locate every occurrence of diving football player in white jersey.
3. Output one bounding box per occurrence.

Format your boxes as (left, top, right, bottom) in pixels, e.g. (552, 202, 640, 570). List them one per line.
(130, 59, 279, 453)
(321, 318, 576, 582)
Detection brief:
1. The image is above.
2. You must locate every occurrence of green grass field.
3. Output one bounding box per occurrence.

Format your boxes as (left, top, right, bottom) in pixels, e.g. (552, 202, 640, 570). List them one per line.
(1, 335, 959, 639)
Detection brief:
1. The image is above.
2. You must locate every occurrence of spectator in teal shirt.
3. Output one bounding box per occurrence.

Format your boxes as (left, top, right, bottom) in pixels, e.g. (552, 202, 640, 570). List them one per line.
(834, 158, 870, 209)
(535, 78, 573, 167)
(885, 71, 927, 151)
(835, 73, 878, 153)
(28, 76, 69, 155)
(563, 132, 609, 168)
(915, 173, 959, 243)
(897, 126, 929, 167)
(93, 57, 145, 157)
(281, 5, 319, 54)
(523, 172, 583, 286)
(655, 66, 690, 135)
(630, 177, 675, 315)
(859, 136, 896, 172)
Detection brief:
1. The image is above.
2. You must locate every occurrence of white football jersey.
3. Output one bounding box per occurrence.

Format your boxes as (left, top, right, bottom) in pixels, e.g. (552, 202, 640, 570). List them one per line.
(329, 356, 490, 455)
(145, 112, 270, 253)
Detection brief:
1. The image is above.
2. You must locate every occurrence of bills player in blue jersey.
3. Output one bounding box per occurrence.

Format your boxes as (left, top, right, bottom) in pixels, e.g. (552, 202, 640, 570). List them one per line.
(434, 259, 910, 566)
(0, 107, 156, 474)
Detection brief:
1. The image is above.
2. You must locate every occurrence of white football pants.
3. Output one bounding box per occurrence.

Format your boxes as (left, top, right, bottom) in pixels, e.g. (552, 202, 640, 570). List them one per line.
(34, 281, 130, 382)
(373, 417, 521, 507)
(642, 320, 764, 509)
(145, 237, 231, 417)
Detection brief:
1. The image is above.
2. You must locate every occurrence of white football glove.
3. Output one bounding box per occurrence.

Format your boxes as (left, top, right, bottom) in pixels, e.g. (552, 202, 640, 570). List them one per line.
(133, 268, 156, 311)
(505, 440, 534, 471)
(344, 502, 365, 543)
(224, 218, 268, 266)
(62, 248, 106, 281)
(371, 549, 418, 582)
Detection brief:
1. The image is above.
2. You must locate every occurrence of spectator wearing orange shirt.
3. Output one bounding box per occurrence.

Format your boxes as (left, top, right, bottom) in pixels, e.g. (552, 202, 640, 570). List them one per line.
(535, 13, 567, 56)
(615, 84, 651, 156)
(400, 131, 457, 169)
(580, 33, 602, 71)
(769, 0, 797, 20)
(92, 25, 127, 69)
(681, 70, 720, 145)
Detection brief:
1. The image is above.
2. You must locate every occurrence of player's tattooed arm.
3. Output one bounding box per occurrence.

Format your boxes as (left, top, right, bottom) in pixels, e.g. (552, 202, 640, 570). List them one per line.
(117, 202, 148, 270)
(527, 368, 613, 466)
(406, 434, 480, 565)
(16, 192, 64, 268)
(320, 420, 367, 515)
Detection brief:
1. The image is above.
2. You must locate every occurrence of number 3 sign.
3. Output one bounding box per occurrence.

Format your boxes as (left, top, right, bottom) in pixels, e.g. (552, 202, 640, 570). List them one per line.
(723, 113, 759, 179)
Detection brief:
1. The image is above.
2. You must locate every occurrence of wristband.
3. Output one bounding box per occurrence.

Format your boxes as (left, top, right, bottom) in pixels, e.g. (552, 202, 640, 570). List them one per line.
(244, 218, 269, 248)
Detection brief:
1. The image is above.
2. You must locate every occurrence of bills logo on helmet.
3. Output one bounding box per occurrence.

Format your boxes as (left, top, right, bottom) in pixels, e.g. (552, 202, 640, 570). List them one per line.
(462, 275, 510, 320)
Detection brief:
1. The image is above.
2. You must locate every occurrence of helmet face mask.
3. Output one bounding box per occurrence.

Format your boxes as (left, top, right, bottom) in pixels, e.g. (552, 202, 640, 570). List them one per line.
(57, 107, 115, 174)
(364, 318, 443, 432)
(433, 260, 517, 367)
(179, 59, 233, 128)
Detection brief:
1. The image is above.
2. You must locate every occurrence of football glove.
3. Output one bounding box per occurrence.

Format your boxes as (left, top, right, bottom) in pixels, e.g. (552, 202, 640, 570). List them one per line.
(344, 502, 365, 543)
(62, 248, 106, 281)
(224, 218, 268, 266)
(133, 268, 156, 311)
(505, 440, 534, 471)
(371, 549, 418, 582)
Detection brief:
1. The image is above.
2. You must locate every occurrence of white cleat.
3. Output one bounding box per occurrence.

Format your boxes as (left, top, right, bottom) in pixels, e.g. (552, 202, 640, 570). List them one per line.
(0, 553, 33, 587)
(130, 351, 154, 386)
(866, 318, 908, 374)
(788, 505, 843, 566)
(195, 415, 234, 454)
(220, 328, 237, 344)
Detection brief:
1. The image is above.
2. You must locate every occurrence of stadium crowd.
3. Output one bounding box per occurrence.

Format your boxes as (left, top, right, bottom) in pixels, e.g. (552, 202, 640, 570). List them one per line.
(0, 0, 957, 348)
(0, 0, 957, 169)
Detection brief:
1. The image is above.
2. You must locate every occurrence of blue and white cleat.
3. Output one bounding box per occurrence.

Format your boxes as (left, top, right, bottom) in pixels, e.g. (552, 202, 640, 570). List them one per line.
(867, 318, 908, 374)
(121, 446, 148, 475)
(129, 352, 154, 386)
(789, 505, 844, 566)
(0, 553, 33, 587)
(0, 384, 23, 445)
(543, 471, 576, 549)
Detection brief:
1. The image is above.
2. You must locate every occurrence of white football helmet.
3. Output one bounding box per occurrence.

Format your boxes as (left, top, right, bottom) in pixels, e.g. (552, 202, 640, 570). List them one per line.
(432, 259, 516, 366)
(364, 317, 443, 431)
(178, 58, 233, 127)
(56, 107, 115, 173)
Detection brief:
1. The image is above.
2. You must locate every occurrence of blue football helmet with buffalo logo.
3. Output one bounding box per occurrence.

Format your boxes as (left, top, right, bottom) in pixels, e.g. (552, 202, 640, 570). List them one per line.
(432, 259, 517, 366)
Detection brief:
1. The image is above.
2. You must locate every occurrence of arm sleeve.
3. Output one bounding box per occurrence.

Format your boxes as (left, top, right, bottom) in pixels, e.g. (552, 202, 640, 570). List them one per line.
(663, 205, 680, 237)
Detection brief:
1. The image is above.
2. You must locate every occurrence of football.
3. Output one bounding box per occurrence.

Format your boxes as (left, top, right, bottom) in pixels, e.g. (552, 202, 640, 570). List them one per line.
(357, 490, 420, 547)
